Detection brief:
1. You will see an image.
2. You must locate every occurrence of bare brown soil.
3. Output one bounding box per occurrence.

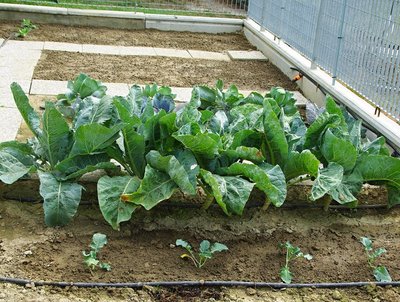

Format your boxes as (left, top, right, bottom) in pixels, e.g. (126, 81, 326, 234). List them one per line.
(1, 198, 400, 301)
(0, 21, 254, 52)
(33, 51, 297, 91)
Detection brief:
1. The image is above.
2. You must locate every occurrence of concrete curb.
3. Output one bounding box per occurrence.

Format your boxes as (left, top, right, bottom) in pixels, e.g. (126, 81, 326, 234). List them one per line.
(0, 3, 244, 33)
(244, 19, 400, 151)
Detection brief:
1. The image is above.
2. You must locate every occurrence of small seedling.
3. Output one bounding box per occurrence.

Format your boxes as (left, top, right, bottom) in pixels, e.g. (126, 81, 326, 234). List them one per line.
(82, 233, 111, 272)
(176, 239, 228, 268)
(279, 241, 312, 284)
(16, 19, 37, 38)
(360, 237, 391, 282)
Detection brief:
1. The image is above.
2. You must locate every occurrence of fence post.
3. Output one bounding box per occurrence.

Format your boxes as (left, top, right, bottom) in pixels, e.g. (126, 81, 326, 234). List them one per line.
(332, 0, 348, 85)
(311, 0, 326, 69)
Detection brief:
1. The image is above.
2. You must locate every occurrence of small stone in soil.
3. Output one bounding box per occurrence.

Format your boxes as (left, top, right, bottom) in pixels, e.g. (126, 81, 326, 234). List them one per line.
(25, 282, 35, 288)
(245, 288, 257, 296)
(285, 228, 293, 234)
(24, 250, 33, 256)
(169, 244, 175, 248)
(332, 290, 342, 300)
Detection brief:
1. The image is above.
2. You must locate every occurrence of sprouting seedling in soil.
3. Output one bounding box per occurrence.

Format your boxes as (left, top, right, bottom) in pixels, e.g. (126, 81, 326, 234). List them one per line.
(279, 241, 312, 284)
(82, 233, 111, 272)
(16, 19, 37, 38)
(360, 237, 391, 282)
(176, 239, 228, 268)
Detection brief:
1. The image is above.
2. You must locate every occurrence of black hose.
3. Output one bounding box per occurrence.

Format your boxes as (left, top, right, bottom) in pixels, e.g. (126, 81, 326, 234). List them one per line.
(1, 276, 400, 289)
(3, 196, 392, 210)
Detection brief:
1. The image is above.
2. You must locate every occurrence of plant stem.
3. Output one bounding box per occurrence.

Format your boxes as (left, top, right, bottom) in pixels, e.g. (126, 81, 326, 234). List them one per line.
(187, 250, 200, 268)
(321, 195, 333, 211)
(201, 187, 214, 211)
(188, 256, 199, 268)
(285, 247, 290, 269)
(199, 258, 207, 268)
(287, 175, 312, 187)
(262, 198, 271, 211)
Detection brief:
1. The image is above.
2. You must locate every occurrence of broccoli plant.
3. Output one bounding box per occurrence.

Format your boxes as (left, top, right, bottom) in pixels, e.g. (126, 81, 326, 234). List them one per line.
(82, 233, 111, 272)
(176, 239, 228, 268)
(279, 241, 312, 284)
(360, 237, 391, 282)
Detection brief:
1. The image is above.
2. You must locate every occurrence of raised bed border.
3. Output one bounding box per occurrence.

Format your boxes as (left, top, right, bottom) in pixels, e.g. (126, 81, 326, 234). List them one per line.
(0, 3, 244, 33)
(0, 171, 387, 209)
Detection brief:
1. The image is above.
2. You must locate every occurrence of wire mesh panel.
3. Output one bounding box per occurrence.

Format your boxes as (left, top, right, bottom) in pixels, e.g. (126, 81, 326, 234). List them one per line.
(278, 0, 319, 59)
(337, 0, 400, 119)
(248, 0, 400, 120)
(4, 0, 248, 16)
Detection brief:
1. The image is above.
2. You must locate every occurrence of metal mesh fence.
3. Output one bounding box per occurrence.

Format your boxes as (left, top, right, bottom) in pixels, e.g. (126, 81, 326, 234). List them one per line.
(249, 0, 400, 120)
(5, 0, 248, 16)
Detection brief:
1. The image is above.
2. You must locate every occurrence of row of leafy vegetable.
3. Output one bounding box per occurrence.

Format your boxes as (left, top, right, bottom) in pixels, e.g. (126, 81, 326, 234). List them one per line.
(1, 74, 399, 229)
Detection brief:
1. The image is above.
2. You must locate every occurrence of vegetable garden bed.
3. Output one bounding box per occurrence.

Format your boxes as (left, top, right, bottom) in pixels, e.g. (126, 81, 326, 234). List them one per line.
(32, 51, 296, 91)
(0, 20, 254, 51)
(1, 73, 399, 245)
(1, 18, 400, 302)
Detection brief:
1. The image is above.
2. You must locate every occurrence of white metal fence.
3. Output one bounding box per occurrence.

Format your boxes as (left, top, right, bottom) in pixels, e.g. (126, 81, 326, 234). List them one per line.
(11, 0, 248, 16)
(249, 0, 400, 120)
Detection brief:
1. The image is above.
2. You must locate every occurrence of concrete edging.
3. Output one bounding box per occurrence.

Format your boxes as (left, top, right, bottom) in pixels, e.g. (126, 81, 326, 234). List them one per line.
(244, 19, 400, 151)
(0, 3, 244, 33)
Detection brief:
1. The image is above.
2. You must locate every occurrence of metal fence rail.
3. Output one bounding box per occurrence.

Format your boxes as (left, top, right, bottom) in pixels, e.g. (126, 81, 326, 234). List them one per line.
(4, 0, 248, 16)
(249, 0, 400, 120)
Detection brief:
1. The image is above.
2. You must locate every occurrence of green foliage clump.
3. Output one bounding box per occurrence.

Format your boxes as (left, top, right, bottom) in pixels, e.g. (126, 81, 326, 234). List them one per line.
(82, 233, 111, 272)
(176, 239, 228, 268)
(16, 19, 37, 38)
(279, 241, 312, 284)
(360, 237, 391, 282)
(1, 74, 399, 229)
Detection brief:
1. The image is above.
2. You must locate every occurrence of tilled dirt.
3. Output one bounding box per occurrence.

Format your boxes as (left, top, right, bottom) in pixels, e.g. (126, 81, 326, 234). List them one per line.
(0, 21, 255, 52)
(33, 51, 298, 91)
(1, 199, 400, 301)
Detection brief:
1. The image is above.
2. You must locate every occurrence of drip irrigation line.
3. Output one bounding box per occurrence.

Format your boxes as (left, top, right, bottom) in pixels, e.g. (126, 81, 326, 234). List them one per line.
(1, 276, 400, 289)
(4, 196, 392, 210)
